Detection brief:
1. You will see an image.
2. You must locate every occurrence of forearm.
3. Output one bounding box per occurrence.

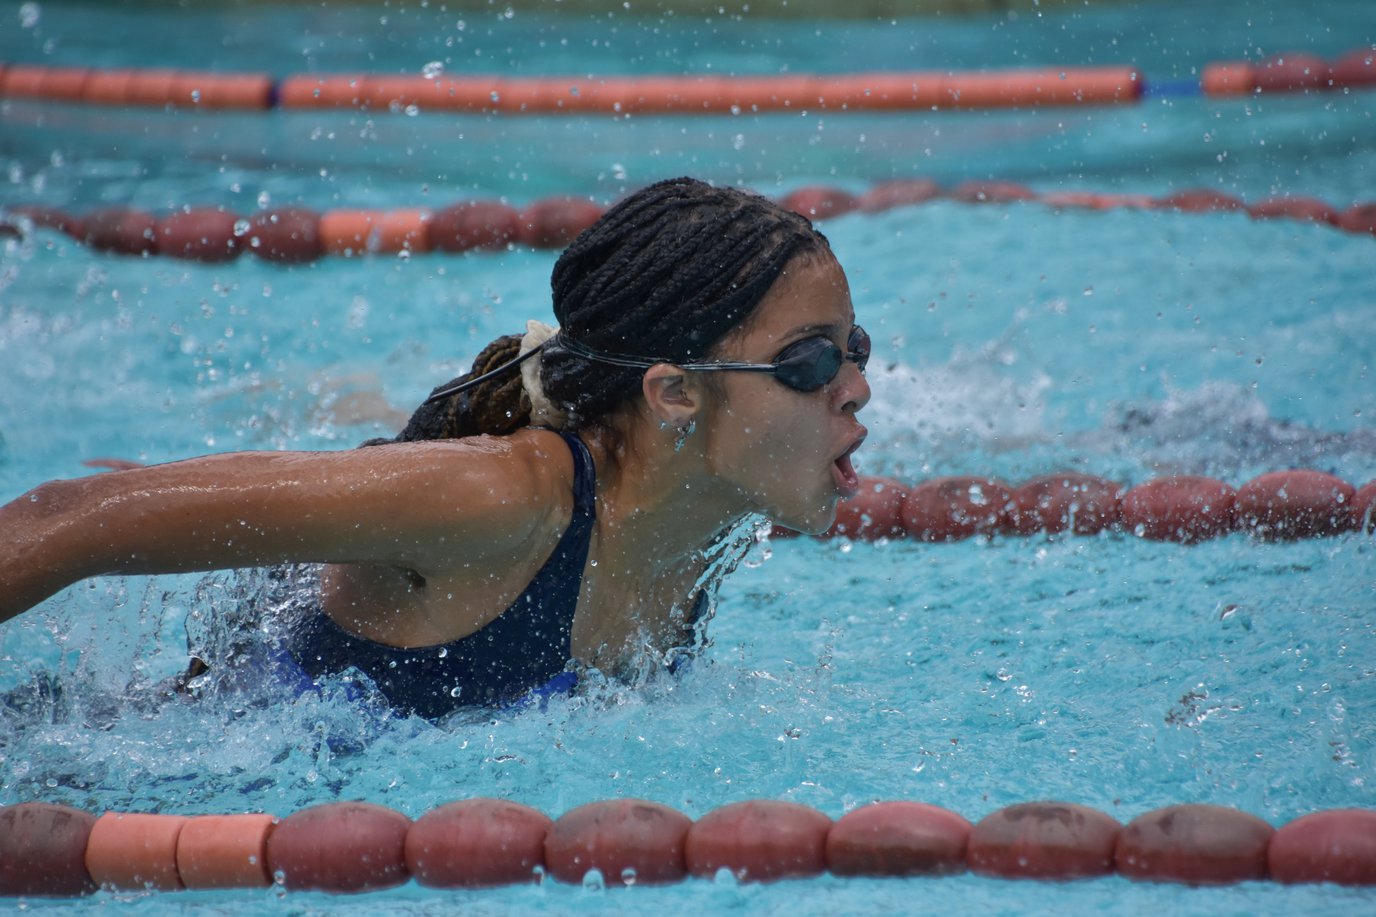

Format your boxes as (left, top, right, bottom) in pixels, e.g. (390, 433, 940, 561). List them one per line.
(1, 478, 105, 623)
(1, 460, 307, 623)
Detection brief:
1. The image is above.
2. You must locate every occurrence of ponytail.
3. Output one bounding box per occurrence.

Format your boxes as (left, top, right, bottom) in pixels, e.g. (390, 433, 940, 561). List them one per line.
(373, 335, 531, 445)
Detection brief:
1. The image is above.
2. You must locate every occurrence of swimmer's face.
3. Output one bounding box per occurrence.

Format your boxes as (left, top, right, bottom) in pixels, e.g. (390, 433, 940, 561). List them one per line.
(699, 252, 870, 533)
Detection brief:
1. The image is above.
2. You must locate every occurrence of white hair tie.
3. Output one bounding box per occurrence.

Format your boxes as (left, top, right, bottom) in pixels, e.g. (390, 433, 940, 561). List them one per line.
(520, 320, 568, 429)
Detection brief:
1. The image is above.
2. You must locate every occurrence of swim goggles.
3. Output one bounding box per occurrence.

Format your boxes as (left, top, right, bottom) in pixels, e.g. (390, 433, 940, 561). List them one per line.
(424, 326, 869, 404)
(556, 325, 870, 393)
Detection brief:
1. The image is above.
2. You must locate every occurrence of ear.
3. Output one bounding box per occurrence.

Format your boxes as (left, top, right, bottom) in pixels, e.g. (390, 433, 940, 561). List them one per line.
(642, 363, 699, 429)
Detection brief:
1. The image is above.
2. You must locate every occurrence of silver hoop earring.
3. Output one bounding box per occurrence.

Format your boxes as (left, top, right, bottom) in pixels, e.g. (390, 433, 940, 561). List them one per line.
(673, 419, 696, 453)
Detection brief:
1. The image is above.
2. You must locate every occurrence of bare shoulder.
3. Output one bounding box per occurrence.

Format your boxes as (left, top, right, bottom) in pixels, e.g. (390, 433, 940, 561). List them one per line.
(350, 428, 578, 555)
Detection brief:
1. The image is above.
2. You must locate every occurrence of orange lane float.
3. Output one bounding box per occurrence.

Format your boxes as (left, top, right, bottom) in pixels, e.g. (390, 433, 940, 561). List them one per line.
(1200, 62, 1257, 96)
(405, 798, 551, 888)
(318, 209, 432, 256)
(1233, 470, 1357, 539)
(175, 814, 276, 890)
(1118, 475, 1237, 543)
(544, 799, 693, 886)
(967, 802, 1121, 880)
(901, 476, 1014, 542)
(157, 207, 242, 262)
(1115, 804, 1274, 885)
(0, 803, 97, 897)
(939, 66, 1141, 109)
(1269, 809, 1376, 885)
(826, 801, 971, 877)
(684, 800, 832, 882)
(266, 801, 411, 893)
(85, 812, 188, 891)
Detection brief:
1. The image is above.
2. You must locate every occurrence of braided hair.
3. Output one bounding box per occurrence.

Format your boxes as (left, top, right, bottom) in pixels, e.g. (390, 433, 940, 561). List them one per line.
(390, 177, 830, 441)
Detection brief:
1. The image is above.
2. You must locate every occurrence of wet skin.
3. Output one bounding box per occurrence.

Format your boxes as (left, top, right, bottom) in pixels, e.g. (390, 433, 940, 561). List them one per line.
(0, 253, 869, 675)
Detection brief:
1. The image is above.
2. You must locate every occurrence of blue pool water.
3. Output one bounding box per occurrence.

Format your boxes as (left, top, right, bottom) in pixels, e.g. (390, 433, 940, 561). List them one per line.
(2, 0, 1375, 913)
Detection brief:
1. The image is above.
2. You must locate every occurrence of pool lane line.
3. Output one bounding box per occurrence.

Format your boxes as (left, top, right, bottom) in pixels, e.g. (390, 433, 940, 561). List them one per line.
(2, 799, 1373, 895)
(4, 183, 1373, 265)
(0, 49, 1372, 113)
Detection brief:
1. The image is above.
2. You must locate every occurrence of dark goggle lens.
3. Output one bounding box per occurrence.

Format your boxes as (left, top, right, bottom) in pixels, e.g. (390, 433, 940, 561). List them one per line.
(774, 325, 869, 392)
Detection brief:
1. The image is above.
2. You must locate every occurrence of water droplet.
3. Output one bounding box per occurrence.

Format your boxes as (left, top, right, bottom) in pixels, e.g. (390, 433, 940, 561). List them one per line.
(422, 61, 444, 79)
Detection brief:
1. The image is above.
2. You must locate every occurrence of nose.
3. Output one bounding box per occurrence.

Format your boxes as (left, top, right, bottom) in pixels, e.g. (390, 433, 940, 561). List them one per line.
(831, 360, 871, 415)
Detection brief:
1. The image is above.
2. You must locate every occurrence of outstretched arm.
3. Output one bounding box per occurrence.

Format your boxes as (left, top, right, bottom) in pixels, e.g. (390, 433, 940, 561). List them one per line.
(0, 435, 558, 625)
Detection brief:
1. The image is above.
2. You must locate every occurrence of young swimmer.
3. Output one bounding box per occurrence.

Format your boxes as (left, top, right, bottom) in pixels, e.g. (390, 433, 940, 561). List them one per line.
(0, 177, 871, 718)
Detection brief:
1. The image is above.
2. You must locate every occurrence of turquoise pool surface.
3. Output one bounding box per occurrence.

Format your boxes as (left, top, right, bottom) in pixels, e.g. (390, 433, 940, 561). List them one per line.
(1, 0, 1374, 913)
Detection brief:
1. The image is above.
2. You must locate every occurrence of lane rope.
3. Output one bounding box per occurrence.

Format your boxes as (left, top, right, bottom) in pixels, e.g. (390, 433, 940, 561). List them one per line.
(2, 798, 1372, 895)
(0, 47, 1372, 115)
(4, 182, 1373, 264)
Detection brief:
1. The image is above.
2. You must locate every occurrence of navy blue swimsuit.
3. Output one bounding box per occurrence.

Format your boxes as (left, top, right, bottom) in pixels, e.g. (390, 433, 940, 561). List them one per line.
(286, 431, 597, 719)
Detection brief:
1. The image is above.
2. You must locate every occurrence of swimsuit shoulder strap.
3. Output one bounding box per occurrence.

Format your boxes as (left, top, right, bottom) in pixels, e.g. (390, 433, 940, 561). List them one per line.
(555, 429, 597, 519)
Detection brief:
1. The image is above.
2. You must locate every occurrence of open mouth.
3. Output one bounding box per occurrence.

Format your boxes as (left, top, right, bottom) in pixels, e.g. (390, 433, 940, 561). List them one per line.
(831, 433, 865, 498)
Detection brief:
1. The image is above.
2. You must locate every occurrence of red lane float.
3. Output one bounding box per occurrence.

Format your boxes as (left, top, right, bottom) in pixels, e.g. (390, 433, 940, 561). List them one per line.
(1338, 202, 1376, 237)
(175, 814, 276, 890)
(1255, 54, 1331, 93)
(967, 802, 1121, 880)
(429, 200, 523, 252)
(685, 800, 832, 882)
(157, 207, 242, 262)
(85, 812, 188, 891)
(0, 803, 97, 897)
(948, 180, 1037, 204)
(1160, 189, 1247, 213)
(1119, 476, 1236, 543)
(1234, 470, 1356, 539)
(1006, 473, 1124, 536)
(1247, 196, 1341, 225)
(406, 798, 551, 888)
(265, 801, 411, 893)
(1115, 804, 1273, 885)
(1354, 481, 1376, 533)
(858, 178, 942, 212)
(779, 186, 862, 221)
(81, 208, 158, 256)
(827, 477, 909, 539)
(516, 196, 604, 249)
(901, 476, 1013, 541)
(1330, 48, 1376, 88)
(1268, 809, 1376, 885)
(247, 208, 322, 263)
(9, 204, 84, 239)
(826, 801, 971, 877)
(545, 799, 692, 886)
